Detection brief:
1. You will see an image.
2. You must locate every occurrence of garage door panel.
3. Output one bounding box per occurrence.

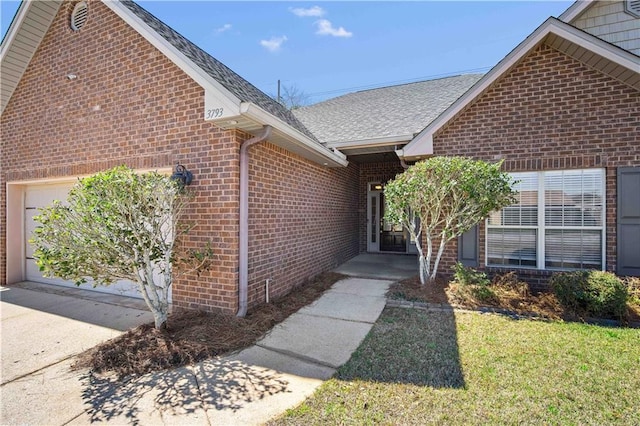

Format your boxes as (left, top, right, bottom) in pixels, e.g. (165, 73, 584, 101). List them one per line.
(24, 183, 148, 300)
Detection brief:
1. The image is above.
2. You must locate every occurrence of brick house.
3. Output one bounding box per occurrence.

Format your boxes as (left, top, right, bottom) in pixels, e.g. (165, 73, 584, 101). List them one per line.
(399, 1, 639, 287)
(1, 0, 638, 313)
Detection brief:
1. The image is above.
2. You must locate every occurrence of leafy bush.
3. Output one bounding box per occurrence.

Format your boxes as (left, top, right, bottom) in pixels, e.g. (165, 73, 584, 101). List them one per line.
(551, 271, 628, 320)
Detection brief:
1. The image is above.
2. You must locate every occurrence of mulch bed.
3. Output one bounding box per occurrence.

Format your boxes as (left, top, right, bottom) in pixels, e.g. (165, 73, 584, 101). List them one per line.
(74, 272, 346, 378)
(389, 274, 640, 325)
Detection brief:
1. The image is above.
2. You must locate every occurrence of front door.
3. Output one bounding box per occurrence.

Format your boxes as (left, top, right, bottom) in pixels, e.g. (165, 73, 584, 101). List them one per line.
(367, 183, 407, 253)
(367, 186, 381, 252)
(379, 191, 406, 252)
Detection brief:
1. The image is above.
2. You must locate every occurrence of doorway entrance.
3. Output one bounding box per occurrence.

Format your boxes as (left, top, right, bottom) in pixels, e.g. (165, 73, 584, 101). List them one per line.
(367, 182, 417, 253)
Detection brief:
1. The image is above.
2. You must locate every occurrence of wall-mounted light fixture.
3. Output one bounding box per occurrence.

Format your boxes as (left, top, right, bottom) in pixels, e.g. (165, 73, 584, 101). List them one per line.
(66, 73, 77, 80)
(171, 164, 193, 188)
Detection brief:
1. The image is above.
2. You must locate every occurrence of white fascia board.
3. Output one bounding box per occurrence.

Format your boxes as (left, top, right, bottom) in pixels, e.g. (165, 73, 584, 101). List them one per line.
(558, 21, 640, 71)
(241, 102, 348, 167)
(326, 134, 414, 150)
(558, 0, 593, 23)
(102, 0, 242, 120)
(0, 1, 32, 61)
(397, 135, 433, 159)
(402, 17, 639, 159)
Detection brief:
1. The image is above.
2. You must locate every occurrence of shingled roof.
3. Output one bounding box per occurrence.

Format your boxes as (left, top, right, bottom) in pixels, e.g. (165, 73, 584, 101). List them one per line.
(119, 0, 317, 141)
(293, 74, 483, 145)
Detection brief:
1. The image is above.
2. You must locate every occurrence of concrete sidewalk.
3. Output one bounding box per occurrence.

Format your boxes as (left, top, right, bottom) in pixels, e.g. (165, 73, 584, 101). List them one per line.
(1, 277, 392, 425)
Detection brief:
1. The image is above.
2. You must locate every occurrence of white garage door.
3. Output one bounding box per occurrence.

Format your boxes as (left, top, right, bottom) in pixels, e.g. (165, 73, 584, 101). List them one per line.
(25, 182, 143, 299)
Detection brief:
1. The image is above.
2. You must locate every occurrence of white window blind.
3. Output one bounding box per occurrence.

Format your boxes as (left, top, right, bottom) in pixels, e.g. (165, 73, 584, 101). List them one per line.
(487, 169, 604, 271)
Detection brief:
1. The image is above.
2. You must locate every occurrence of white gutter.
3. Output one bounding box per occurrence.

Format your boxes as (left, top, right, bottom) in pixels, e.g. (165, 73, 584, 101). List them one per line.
(241, 102, 348, 167)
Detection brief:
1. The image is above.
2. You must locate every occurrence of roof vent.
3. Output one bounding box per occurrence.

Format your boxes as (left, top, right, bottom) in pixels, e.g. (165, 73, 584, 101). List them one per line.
(70, 1, 88, 31)
(625, 0, 640, 18)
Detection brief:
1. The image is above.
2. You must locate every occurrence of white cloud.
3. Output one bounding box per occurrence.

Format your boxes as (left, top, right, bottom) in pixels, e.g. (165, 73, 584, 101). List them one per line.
(214, 23, 232, 34)
(315, 19, 352, 38)
(290, 6, 325, 17)
(260, 35, 288, 52)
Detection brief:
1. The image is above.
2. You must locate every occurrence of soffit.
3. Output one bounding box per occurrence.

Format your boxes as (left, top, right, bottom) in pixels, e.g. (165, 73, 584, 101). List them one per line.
(1, 1, 63, 113)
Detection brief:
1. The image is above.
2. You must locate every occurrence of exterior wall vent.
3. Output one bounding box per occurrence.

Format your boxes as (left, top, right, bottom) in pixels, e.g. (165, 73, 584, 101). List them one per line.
(625, 0, 640, 18)
(70, 1, 89, 31)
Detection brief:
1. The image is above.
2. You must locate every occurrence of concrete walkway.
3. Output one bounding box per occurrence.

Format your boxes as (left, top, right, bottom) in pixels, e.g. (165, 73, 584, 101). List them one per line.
(1, 277, 392, 425)
(334, 253, 417, 281)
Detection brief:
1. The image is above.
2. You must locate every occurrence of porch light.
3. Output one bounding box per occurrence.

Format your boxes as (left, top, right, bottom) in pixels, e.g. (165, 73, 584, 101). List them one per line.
(374, 184, 383, 190)
(171, 164, 193, 188)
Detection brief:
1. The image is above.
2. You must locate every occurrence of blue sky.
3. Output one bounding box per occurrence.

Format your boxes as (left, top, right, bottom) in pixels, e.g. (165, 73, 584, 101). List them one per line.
(1, 1, 573, 103)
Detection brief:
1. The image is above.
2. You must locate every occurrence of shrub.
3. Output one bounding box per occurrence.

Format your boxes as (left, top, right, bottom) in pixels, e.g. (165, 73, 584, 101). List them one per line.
(551, 271, 628, 320)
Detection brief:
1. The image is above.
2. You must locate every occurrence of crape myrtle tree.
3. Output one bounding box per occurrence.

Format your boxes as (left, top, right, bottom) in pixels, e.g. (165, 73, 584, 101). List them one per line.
(31, 166, 212, 329)
(384, 157, 517, 284)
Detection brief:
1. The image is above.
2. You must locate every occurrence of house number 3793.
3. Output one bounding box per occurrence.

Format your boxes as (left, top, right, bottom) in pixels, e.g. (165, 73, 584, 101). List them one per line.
(206, 108, 224, 119)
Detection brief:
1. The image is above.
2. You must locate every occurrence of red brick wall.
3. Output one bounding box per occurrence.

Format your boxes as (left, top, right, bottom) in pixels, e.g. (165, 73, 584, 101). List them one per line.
(246, 141, 360, 305)
(358, 161, 406, 252)
(0, 0, 240, 311)
(432, 43, 639, 282)
(1, 0, 363, 313)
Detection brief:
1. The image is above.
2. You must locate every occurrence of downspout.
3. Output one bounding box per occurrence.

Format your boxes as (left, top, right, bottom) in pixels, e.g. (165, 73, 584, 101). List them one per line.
(396, 146, 409, 170)
(237, 125, 272, 317)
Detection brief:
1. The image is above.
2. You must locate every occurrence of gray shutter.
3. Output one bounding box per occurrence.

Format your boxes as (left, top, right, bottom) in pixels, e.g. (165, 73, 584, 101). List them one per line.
(617, 167, 640, 276)
(458, 225, 478, 267)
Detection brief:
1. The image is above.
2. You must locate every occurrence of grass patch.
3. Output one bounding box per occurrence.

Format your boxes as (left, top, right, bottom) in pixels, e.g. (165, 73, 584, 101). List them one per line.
(74, 272, 346, 378)
(272, 308, 640, 425)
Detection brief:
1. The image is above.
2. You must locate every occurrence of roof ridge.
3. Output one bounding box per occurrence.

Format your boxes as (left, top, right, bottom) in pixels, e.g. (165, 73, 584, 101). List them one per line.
(353, 73, 478, 94)
(299, 73, 485, 110)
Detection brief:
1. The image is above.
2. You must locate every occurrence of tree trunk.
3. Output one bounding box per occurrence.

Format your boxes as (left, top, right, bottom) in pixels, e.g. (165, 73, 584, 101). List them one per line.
(430, 235, 449, 281)
(152, 309, 168, 330)
(418, 254, 428, 285)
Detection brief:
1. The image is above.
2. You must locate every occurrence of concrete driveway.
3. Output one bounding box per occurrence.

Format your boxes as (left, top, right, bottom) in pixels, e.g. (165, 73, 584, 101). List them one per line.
(1, 277, 393, 425)
(1, 282, 153, 424)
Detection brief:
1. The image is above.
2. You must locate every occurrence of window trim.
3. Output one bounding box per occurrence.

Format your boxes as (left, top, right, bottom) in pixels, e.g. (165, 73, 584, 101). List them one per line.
(485, 168, 606, 271)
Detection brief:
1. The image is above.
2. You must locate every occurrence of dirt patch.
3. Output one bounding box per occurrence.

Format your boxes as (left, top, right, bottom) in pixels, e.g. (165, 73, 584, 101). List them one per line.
(74, 272, 346, 378)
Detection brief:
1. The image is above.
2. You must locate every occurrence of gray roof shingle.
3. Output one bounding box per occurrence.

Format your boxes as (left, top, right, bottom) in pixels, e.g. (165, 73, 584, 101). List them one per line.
(120, 0, 317, 141)
(293, 74, 483, 144)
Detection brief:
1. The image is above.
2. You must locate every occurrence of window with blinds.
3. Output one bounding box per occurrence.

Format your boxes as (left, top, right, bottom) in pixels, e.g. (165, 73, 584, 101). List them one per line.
(487, 169, 604, 270)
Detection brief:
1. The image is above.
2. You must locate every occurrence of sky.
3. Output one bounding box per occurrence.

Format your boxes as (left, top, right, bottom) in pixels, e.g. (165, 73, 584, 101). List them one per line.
(1, 1, 574, 103)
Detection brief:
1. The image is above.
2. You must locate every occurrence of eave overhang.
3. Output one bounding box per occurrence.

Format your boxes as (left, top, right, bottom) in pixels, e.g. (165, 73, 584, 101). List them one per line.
(398, 17, 640, 161)
(0, 0, 63, 114)
(105, 1, 348, 168)
(2, 0, 346, 167)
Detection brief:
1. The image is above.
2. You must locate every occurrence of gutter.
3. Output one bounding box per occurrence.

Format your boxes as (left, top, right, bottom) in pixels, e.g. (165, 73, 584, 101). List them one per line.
(237, 125, 272, 317)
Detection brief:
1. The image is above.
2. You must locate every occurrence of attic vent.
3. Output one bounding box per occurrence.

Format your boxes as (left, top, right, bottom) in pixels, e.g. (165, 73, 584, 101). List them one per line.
(625, 0, 640, 18)
(70, 1, 88, 31)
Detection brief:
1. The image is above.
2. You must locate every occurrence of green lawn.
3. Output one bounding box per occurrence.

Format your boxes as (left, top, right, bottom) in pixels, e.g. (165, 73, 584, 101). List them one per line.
(271, 308, 640, 425)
